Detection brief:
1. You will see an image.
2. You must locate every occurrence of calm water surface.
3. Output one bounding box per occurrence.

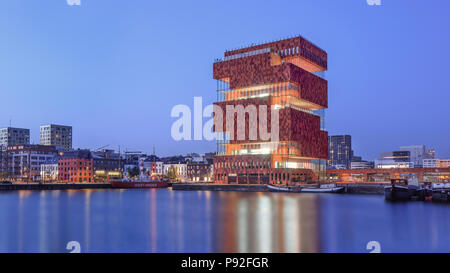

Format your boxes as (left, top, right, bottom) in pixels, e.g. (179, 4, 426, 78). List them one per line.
(0, 189, 449, 253)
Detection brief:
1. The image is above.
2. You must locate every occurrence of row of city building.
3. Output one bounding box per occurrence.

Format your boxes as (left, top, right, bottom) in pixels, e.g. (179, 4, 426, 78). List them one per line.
(122, 152, 214, 183)
(0, 125, 214, 183)
(328, 135, 448, 170)
(0, 145, 214, 183)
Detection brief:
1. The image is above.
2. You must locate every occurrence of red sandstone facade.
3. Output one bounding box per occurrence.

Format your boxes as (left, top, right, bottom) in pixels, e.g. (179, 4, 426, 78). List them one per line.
(213, 36, 328, 185)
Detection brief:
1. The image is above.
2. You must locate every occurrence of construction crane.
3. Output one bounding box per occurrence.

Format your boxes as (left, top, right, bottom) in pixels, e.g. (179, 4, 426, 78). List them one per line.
(95, 144, 110, 151)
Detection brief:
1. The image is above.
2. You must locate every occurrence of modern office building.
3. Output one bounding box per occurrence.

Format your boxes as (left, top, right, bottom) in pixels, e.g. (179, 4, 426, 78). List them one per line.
(423, 159, 450, 168)
(380, 151, 411, 162)
(375, 150, 413, 169)
(0, 146, 7, 178)
(350, 160, 374, 169)
(213, 35, 328, 184)
(6, 144, 57, 182)
(40, 124, 72, 151)
(399, 145, 433, 167)
(328, 135, 353, 169)
(0, 127, 30, 147)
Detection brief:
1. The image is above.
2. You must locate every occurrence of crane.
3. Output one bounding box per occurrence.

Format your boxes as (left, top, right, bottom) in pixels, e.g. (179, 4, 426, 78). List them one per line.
(95, 144, 110, 151)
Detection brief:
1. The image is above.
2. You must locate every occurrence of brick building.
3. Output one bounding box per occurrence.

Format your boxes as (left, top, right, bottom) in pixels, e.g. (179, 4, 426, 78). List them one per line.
(187, 162, 213, 182)
(58, 149, 93, 183)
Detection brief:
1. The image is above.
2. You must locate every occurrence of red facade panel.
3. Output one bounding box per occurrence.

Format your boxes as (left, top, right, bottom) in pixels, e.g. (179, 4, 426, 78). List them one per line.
(224, 36, 327, 69)
(213, 54, 327, 108)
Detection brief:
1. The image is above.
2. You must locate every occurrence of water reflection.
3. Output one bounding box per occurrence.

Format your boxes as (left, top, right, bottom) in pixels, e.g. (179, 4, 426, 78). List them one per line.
(1, 189, 450, 252)
(218, 192, 320, 252)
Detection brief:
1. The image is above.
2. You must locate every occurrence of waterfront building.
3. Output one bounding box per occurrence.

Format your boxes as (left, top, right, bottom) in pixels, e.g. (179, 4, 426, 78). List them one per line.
(375, 151, 413, 169)
(40, 159, 58, 182)
(0, 146, 7, 179)
(213, 35, 328, 184)
(327, 164, 347, 170)
(0, 127, 30, 147)
(152, 161, 164, 175)
(163, 163, 187, 181)
(91, 149, 122, 182)
(375, 159, 414, 169)
(350, 160, 374, 169)
(423, 159, 450, 168)
(328, 167, 450, 183)
(58, 149, 93, 183)
(122, 151, 142, 177)
(187, 162, 213, 182)
(6, 144, 57, 182)
(137, 155, 162, 176)
(40, 124, 72, 151)
(399, 145, 433, 167)
(380, 151, 411, 162)
(328, 135, 352, 169)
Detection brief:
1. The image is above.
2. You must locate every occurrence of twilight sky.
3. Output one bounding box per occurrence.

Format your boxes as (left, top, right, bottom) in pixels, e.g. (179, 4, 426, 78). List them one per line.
(0, 0, 449, 160)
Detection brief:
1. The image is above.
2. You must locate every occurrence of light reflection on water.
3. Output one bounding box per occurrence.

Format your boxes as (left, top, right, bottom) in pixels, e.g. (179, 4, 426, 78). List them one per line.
(0, 189, 450, 253)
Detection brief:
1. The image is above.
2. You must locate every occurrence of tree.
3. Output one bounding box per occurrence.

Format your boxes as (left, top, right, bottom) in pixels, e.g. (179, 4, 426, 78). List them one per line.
(127, 166, 140, 178)
(167, 166, 178, 180)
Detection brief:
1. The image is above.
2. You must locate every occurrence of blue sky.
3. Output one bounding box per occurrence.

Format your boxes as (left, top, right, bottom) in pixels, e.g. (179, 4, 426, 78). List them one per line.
(0, 0, 449, 160)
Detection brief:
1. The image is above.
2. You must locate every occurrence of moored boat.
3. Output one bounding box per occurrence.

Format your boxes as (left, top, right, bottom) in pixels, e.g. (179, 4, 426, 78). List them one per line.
(267, 184, 297, 192)
(301, 186, 344, 193)
(267, 184, 344, 193)
(384, 184, 410, 201)
(384, 178, 425, 201)
(431, 183, 450, 203)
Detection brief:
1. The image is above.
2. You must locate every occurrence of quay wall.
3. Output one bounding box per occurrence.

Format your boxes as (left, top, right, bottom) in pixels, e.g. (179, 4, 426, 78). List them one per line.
(173, 183, 385, 195)
(172, 183, 269, 192)
(0, 183, 112, 191)
(0, 182, 386, 195)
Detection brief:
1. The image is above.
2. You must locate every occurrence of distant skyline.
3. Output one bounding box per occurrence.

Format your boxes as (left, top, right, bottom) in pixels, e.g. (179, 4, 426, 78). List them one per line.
(0, 0, 449, 160)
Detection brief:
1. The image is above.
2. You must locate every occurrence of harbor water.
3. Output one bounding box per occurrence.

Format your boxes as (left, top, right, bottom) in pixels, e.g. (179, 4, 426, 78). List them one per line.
(0, 188, 448, 253)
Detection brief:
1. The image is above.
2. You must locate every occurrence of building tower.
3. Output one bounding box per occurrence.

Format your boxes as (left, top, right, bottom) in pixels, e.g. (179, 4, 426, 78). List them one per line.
(40, 124, 72, 151)
(0, 127, 30, 147)
(328, 135, 353, 168)
(213, 35, 328, 184)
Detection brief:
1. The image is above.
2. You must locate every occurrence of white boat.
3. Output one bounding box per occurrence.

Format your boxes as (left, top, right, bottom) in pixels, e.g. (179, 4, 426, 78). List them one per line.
(267, 184, 293, 192)
(301, 186, 344, 193)
(267, 184, 344, 193)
